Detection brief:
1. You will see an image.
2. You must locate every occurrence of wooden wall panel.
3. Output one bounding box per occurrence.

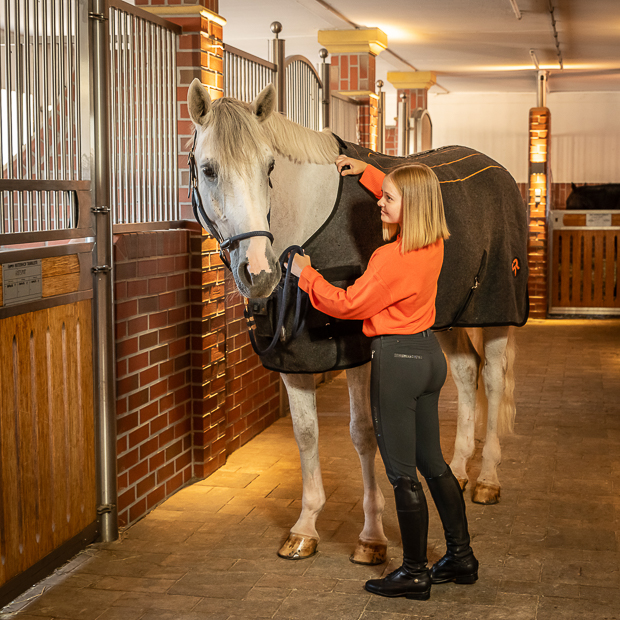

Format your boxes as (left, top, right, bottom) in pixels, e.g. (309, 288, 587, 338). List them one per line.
(551, 230, 620, 309)
(0, 300, 96, 588)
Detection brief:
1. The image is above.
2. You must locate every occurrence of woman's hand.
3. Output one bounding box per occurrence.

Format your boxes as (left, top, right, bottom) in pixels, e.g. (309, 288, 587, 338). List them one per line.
(285, 252, 312, 278)
(336, 155, 368, 176)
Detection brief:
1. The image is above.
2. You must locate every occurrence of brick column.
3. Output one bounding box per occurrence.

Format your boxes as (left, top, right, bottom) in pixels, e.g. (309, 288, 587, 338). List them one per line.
(387, 71, 435, 154)
(527, 107, 551, 318)
(138, 0, 229, 478)
(318, 28, 387, 150)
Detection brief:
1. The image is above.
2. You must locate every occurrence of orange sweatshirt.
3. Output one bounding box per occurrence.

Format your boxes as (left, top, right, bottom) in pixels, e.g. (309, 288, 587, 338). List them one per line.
(298, 165, 444, 337)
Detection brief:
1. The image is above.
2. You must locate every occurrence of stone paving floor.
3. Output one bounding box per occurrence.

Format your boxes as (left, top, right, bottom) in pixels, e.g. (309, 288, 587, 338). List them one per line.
(2, 319, 620, 620)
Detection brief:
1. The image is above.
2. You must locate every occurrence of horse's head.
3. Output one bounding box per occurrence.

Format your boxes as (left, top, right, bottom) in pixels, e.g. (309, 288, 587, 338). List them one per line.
(187, 79, 280, 298)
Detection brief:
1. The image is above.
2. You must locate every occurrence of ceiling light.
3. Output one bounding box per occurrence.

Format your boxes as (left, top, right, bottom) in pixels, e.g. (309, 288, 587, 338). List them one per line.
(509, 0, 522, 20)
(530, 50, 540, 69)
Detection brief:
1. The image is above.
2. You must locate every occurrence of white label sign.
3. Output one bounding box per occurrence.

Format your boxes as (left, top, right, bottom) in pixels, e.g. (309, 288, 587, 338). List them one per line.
(2, 259, 43, 306)
(586, 213, 612, 227)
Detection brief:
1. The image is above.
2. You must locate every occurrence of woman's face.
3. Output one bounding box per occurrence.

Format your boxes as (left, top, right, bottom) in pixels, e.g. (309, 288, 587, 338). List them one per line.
(378, 176, 403, 224)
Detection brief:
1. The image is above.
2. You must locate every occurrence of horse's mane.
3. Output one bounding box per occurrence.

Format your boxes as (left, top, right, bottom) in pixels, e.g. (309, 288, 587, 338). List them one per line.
(205, 97, 339, 179)
(261, 109, 340, 165)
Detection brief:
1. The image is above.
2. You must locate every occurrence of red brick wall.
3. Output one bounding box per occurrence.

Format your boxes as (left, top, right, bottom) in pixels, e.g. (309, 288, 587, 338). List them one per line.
(114, 229, 198, 527)
(224, 283, 280, 454)
(385, 126, 397, 157)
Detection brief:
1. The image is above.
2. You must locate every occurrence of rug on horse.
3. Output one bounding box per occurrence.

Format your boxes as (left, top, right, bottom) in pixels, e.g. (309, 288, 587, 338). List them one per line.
(250, 144, 529, 373)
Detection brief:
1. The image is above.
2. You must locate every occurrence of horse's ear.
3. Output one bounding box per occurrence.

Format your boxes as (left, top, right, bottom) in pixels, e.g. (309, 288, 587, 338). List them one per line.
(188, 78, 212, 128)
(252, 84, 276, 122)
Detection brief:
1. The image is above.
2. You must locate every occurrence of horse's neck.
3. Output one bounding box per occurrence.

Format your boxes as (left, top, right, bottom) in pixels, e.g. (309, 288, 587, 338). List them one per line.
(269, 156, 340, 257)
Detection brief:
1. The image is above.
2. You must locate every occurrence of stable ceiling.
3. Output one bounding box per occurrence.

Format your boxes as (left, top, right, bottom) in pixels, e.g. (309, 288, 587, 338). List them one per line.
(219, 0, 620, 97)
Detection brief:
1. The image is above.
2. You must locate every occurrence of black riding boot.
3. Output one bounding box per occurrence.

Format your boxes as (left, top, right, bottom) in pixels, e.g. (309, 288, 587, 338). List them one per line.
(426, 466, 479, 584)
(365, 477, 431, 600)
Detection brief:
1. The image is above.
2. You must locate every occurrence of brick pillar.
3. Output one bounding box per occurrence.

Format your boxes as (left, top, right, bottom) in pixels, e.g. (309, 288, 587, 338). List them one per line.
(318, 28, 387, 150)
(387, 72, 435, 154)
(138, 0, 229, 478)
(527, 107, 551, 319)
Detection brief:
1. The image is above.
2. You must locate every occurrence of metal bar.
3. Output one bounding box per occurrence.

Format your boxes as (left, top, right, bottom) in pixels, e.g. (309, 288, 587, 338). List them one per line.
(91, 0, 119, 544)
(14, 0, 24, 230)
(108, 9, 117, 222)
(156, 25, 162, 222)
(146, 21, 153, 223)
(41, 0, 50, 235)
(128, 12, 136, 223)
(3, 0, 14, 236)
(138, 17, 145, 223)
(171, 33, 178, 219)
(33, 0, 42, 229)
(121, 11, 129, 224)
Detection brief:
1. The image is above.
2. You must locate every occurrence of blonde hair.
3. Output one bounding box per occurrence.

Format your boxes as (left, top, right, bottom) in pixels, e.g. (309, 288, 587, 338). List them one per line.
(382, 163, 450, 252)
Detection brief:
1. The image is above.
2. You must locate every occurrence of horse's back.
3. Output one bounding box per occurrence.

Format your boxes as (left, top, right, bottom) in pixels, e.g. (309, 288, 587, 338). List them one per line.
(344, 144, 529, 329)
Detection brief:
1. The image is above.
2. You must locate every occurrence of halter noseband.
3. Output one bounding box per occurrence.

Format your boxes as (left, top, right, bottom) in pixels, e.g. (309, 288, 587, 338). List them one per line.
(188, 133, 274, 271)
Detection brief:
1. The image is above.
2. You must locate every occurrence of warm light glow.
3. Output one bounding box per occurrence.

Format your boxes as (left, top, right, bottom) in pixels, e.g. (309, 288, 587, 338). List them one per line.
(375, 24, 420, 42)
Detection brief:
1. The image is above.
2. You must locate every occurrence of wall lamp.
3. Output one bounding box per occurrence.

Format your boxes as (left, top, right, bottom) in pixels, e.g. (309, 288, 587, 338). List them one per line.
(530, 50, 540, 69)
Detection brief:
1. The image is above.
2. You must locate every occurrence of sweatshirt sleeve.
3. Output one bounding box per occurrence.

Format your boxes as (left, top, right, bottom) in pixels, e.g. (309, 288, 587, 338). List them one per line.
(359, 165, 386, 199)
(298, 262, 394, 320)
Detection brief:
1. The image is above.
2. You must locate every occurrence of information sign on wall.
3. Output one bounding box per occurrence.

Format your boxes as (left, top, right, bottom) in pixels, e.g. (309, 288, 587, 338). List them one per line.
(2, 260, 43, 306)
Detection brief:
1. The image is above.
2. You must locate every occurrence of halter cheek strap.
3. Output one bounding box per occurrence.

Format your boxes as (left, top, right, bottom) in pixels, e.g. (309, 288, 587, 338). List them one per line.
(188, 133, 274, 271)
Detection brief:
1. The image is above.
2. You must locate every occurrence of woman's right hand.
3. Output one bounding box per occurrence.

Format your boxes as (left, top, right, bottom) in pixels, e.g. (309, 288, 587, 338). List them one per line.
(336, 155, 368, 176)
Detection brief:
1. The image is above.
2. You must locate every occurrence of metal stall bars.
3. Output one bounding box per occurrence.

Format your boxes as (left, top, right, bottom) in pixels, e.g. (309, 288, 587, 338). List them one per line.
(549, 209, 620, 315)
(223, 43, 276, 103)
(0, 0, 100, 607)
(107, 0, 181, 229)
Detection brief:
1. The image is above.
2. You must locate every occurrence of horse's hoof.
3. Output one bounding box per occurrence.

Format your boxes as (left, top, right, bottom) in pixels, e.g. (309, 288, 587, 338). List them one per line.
(277, 534, 319, 560)
(349, 539, 388, 565)
(471, 482, 500, 504)
(456, 478, 468, 492)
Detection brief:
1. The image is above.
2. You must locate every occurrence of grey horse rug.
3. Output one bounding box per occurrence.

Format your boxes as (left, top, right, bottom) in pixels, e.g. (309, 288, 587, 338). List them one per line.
(248, 143, 529, 373)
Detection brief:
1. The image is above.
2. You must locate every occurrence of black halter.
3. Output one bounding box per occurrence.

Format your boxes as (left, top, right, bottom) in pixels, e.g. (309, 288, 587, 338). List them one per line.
(187, 133, 274, 271)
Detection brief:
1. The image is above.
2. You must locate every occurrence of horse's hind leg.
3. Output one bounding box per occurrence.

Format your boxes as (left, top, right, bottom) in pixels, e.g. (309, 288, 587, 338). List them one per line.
(472, 326, 511, 505)
(436, 328, 480, 491)
(278, 373, 325, 560)
(346, 363, 388, 565)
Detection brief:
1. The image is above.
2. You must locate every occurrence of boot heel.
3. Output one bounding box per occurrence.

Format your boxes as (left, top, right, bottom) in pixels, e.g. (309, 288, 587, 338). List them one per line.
(455, 572, 478, 584)
(405, 589, 431, 601)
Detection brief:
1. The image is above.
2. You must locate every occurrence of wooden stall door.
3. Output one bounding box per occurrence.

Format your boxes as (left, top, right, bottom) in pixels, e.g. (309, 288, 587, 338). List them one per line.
(0, 299, 97, 601)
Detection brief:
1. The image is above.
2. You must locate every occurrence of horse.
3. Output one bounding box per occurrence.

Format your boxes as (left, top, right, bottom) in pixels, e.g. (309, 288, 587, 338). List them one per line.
(186, 79, 529, 563)
(566, 183, 620, 210)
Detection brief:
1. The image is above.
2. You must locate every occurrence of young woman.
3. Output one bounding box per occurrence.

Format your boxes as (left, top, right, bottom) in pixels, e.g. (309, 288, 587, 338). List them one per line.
(288, 155, 478, 601)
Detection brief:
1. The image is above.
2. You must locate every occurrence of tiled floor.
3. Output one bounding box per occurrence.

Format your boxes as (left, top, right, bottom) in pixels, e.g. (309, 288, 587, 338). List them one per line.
(3, 319, 620, 620)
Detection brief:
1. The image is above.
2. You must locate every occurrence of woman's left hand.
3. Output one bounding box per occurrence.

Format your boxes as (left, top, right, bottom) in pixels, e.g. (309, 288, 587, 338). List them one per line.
(285, 252, 312, 277)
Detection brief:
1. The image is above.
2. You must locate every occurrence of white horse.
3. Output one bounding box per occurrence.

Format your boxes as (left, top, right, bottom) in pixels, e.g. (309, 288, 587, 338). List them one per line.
(187, 79, 519, 563)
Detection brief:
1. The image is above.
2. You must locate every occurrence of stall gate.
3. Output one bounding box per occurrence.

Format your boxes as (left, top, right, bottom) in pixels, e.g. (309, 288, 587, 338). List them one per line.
(224, 36, 358, 140)
(0, 0, 98, 605)
(0, 0, 180, 606)
(549, 210, 620, 314)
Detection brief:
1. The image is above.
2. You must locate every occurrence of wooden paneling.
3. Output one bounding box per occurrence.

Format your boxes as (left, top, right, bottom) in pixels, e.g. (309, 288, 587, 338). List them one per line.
(0, 300, 96, 588)
(0, 255, 80, 306)
(551, 229, 620, 308)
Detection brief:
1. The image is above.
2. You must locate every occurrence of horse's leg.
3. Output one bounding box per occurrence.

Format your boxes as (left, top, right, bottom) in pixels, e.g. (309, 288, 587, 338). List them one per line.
(346, 363, 388, 565)
(277, 373, 325, 560)
(436, 328, 480, 491)
(472, 326, 511, 505)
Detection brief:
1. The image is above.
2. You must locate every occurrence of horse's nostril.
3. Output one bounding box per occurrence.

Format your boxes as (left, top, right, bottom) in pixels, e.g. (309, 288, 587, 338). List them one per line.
(242, 262, 252, 285)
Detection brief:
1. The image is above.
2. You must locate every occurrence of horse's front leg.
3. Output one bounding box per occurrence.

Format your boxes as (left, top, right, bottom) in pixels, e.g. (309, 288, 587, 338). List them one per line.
(277, 373, 325, 560)
(436, 328, 480, 491)
(472, 326, 510, 505)
(346, 363, 388, 565)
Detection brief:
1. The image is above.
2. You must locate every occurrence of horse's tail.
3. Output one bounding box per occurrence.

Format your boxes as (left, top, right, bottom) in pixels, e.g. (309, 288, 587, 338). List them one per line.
(472, 326, 516, 436)
(497, 326, 516, 436)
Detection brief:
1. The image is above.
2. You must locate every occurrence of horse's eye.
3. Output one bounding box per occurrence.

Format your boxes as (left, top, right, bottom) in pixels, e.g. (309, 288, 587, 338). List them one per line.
(202, 165, 217, 180)
(268, 162, 275, 176)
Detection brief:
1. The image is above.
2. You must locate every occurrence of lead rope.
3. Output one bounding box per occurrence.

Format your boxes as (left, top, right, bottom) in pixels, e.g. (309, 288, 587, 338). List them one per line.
(246, 245, 308, 356)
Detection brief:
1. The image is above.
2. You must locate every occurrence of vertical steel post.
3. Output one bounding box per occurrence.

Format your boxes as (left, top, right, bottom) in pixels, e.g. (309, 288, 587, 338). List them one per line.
(270, 21, 285, 115)
(319, 48, 330, 130)
(376, 79, 385, 153)
(397, 93, 409, 157)
(90, 0, 119, 543)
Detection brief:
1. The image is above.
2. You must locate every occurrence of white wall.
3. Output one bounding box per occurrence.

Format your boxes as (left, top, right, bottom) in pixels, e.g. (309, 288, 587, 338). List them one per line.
(427, 91, 620, 184)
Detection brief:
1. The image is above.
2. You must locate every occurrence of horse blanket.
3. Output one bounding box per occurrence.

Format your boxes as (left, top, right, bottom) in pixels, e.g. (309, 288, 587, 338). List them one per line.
(249, 143, 529, 373)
